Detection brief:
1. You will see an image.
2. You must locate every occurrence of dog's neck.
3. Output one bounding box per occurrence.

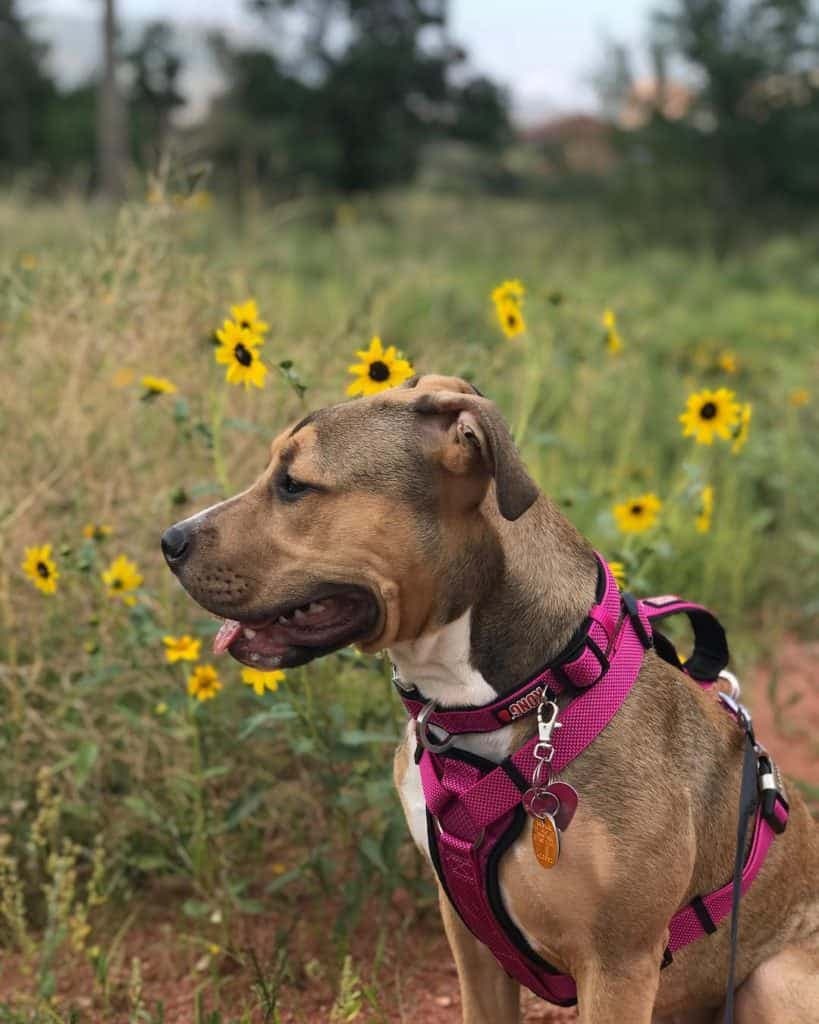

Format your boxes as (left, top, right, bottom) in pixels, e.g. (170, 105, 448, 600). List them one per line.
(389, 494, 598, 707)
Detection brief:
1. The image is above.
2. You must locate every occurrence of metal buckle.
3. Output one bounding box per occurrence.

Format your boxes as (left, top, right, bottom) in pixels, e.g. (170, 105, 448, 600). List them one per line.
(416, 700, 453, 753)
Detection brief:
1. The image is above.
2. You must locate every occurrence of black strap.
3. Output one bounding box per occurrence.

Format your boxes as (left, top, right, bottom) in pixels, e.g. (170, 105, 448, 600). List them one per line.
(644, 604, 729, 681)
(723, 731, 759, 1023)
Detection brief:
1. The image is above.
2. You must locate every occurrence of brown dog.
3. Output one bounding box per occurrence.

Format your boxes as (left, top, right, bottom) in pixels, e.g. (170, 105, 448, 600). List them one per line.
(161, 375, 819, 1023)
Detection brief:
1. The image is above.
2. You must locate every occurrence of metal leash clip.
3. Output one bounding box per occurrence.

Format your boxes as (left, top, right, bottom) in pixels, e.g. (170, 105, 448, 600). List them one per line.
(531, 697, 561, 789)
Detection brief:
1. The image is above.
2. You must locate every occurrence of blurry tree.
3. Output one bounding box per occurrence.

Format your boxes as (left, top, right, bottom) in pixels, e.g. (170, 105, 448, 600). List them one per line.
(127, 22, 186, 166)
(598, 0, 819, 232)
(0, 0, 55, 171)
(207, 0, 509, 192)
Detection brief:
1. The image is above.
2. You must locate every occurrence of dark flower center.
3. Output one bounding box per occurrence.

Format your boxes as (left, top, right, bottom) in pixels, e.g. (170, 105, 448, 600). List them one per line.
(112, 578, 123, 589)
(700, 401, 717, 420)
(507, 312, 518, 327)
(368, 360, 390, 382)
(240, 320, 250, 329)
(234, 343, 253, 367)
(36, 561, 50, 578)
(630, 504, 644, 516)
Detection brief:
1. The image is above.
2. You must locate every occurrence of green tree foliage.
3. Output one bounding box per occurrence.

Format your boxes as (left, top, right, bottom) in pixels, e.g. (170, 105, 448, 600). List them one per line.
(209, 0, 509, 192)
(0, 0, 55, 170)
(127, 21, 186, 166)
(600, 0, 819, 231)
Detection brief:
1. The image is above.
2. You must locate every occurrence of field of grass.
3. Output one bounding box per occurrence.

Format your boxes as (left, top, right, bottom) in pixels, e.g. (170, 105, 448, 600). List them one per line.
(0, 188, 817, 1021)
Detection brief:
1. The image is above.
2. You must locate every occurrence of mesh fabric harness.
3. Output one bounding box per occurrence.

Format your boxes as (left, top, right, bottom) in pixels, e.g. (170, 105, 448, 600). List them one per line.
(397, 555, 789, 1008)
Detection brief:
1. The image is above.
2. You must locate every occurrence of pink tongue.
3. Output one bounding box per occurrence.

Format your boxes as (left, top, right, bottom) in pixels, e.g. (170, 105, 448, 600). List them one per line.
(213, 619, 242, 655)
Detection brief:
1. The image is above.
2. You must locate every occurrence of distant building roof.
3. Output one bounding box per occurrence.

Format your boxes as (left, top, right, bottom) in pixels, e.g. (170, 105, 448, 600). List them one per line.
(619, 79, 695, 129)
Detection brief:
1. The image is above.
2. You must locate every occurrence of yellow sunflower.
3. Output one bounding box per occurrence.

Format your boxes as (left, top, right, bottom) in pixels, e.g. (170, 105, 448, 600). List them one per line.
(163, 635, 202, 663)
(602, 309, 623, 355)
(141, 375, 177, 397)
(83, 523, 112, 541)
(731, 403, 752, 455)
(241, 667, 285, 696)
(101, 554, 143, 606)
(491, 279, 525, 306)
(215, 321, 268, 389)
(347, 336, 414, 396)
(613, 493, 663, 534)
(229, 299, 269, 339)
(718, 352, 737, 374)
(608, 560, 627, 589)
(679, 388, 741, 445)
(495, 298, 527, 339)
(22, 544, 59, 595)
(187, 664, 222, 702)
(789, 388, 810, 407)
(696, 485, 714, 534)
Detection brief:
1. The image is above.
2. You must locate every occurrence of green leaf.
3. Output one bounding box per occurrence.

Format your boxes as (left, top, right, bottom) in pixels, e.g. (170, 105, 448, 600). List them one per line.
(359, 836, 387, 875)
(221, 786, 267, 832)
(182, 899, 212, 918)
(123, 795, 163, 826)
(238, 705, 298, 740)
(132, 853, 172, 872)
(266, 865, 304, 894)
(340, 730, 399, 746)
(223, 417, 270, 437)
(74, 741, 99, 787)
(277, 360, 308, 398)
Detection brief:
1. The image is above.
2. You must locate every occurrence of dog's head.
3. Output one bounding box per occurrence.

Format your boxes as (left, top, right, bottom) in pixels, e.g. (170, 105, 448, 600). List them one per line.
(161, 374, 539, 669)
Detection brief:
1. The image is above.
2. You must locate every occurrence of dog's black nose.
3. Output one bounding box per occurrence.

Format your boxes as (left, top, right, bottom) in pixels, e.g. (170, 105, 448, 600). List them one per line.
(161, 522, 192, 567)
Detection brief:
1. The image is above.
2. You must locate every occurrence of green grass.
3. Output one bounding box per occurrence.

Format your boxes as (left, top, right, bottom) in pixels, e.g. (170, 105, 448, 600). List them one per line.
(0, 188, 817, 1017)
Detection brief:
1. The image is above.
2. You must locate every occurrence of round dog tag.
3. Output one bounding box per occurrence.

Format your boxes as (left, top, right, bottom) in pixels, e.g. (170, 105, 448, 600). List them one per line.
(532, 814, 560, 869)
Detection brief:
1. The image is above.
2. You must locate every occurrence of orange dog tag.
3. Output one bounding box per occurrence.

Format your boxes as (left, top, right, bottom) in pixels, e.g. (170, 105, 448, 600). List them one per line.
(532, 815, 560, 869)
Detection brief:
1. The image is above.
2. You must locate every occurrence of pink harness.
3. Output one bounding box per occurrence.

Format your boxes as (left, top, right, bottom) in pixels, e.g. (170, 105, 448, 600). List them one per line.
(396, 555, 789, 1008)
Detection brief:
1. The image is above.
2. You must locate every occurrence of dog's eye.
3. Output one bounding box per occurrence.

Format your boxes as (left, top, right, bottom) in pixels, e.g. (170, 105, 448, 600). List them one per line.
(278, 472, 310, 500)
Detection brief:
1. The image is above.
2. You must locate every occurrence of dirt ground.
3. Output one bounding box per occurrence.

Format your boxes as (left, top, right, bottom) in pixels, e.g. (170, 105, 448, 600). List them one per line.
(4, 640, 817, 1023)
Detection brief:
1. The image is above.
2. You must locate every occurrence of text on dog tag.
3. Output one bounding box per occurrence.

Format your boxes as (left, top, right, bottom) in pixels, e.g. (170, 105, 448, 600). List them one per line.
(532, 814, 560, 869)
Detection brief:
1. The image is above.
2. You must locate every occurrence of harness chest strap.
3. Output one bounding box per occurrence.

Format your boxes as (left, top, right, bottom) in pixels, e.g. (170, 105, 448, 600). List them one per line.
(405, 558, 789, 1008)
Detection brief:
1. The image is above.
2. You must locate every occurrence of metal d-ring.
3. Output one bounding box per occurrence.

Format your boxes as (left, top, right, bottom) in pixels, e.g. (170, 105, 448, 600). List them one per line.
(416, 700, 453, 753)
(718, 669, 741, 701)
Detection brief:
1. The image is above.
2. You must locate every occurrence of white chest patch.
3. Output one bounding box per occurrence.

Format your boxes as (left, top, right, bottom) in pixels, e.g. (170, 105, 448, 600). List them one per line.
(390, 612, 521, 858)
(389, 609, 496, 708)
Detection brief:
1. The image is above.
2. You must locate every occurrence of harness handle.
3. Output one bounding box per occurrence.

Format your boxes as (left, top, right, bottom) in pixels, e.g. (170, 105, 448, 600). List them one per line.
(641, 596, 730, 681)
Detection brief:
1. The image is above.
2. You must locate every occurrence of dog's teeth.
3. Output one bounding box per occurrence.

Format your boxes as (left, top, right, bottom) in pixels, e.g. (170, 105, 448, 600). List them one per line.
(243, 628, 256, 639)
(308, 602, 325, 614)
(278, 616, 289, 625)
(293, 609, 308, 623)
(250, 653, 260, 662)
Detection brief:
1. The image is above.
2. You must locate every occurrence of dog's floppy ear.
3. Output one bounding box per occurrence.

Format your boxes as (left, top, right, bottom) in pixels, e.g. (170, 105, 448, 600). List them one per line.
(414, 391, 539, 521)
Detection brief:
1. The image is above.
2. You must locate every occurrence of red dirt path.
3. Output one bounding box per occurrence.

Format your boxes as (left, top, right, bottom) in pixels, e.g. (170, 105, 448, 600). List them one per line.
(3, 641, 816, 1022)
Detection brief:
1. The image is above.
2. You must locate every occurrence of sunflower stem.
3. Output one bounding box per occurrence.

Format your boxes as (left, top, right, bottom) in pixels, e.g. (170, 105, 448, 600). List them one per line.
(210, 384, 231, 497)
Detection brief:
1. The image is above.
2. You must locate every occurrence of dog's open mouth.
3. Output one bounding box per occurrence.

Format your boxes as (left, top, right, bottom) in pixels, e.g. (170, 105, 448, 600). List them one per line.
(211, 585, 380, 669)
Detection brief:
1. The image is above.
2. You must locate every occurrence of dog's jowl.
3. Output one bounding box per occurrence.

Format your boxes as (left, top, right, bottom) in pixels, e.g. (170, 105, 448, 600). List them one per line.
(163, 374, 819, 1024)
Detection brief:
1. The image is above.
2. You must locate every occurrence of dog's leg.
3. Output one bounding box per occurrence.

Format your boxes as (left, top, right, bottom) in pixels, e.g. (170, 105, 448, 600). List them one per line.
(438, 887, 521, 1024)
(574, 948, 664, 1024)
(733, 939, 819, 1023)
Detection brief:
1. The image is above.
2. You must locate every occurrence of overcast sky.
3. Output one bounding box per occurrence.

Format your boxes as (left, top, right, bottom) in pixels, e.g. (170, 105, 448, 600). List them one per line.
(22, 0, 657, 120)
